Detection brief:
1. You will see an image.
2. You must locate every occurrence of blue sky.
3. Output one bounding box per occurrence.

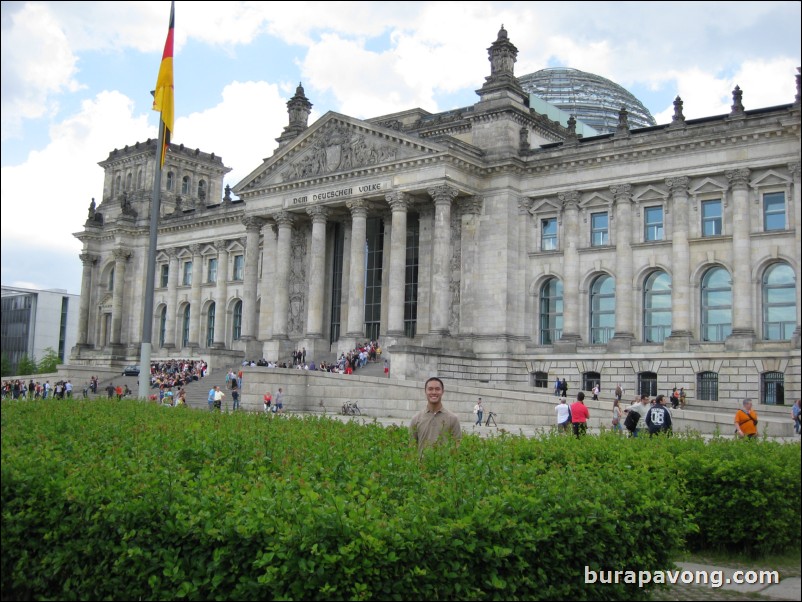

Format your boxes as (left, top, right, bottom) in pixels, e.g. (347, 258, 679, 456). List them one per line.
(1, 1, 800, 294)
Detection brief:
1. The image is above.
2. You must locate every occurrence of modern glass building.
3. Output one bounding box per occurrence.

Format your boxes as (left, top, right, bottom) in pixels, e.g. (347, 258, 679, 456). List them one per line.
(519, 67, 657, 135)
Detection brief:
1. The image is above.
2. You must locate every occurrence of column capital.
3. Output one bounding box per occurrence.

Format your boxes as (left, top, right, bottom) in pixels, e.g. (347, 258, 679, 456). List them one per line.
(788, 162, 801, 181)
(427, 184, 459, 205)
(463, 195, 484, 216)
(610, 184, 633, 204)
(112, 248, 130, 262)
(242, 215, 265, 232)
(188, 243, 202, 256)
(306, 205, 330, 223)
(558, 190, 580, 209)
(79, 252, 98, 266)
(665, 176, 689, 196)
(273, 210, 296, 228)
(346, 198, 369, 218)
(385, 191, 411, 212)
(165, 247, 179, 259)
(214, 239, 228, 252)
(726, 168, 751, 190)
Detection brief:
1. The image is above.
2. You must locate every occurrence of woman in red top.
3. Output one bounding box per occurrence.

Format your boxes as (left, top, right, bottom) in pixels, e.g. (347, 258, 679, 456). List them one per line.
(570, 391, 590, 438)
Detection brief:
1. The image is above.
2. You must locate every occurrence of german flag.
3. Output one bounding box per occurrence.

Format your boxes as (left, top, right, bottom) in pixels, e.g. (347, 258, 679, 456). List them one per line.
(152, 1, 174, 168)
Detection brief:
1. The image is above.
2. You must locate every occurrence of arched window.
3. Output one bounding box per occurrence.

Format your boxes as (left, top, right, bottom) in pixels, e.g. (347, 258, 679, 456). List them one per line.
(126, 173, 133, 190)
(701, 267, 732, 342)
(233, 300, 243, 340)
(182, 175, 191, 195)
(206, 303, 216, 348)
(137, 169, 144, 189)
(590, 274, 615, 344)
(108, 267, 115, 291)
(638, 371, 658, 397)
(643, 271, 672, 343)
(115, 175, 121, 195)
(539, 278, 563, 344)
(762, 371, 784, 405)
(582, 371, 601, 392)
(158, 306, 167, 347)
(166, 171, 174, 191)
(182, 306, 191, 347)
(197, 179, 206, 199)
(763, 263, 796, 341)
(697, 371, 718, 401)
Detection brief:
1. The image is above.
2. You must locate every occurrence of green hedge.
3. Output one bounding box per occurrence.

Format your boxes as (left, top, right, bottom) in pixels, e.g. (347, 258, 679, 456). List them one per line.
(1, 401, 799, 600)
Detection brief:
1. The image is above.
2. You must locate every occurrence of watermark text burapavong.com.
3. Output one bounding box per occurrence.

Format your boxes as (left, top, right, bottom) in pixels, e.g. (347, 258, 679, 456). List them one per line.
(585, 566, 779, 589)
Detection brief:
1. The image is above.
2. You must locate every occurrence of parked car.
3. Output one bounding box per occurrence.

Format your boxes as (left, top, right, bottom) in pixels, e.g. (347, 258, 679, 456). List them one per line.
(123, 365, 140, 376)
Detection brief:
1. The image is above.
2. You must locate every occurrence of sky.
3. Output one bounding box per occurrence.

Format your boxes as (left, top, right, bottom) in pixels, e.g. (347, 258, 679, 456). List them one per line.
(1, 1, 800, 295)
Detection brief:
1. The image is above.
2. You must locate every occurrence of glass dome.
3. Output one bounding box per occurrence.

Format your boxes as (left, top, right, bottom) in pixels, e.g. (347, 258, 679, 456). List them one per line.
(518, 68, 657, 135)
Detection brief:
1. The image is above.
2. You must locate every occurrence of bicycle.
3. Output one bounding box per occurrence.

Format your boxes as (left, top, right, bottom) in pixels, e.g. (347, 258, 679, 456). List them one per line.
(341, 400, 361, 416)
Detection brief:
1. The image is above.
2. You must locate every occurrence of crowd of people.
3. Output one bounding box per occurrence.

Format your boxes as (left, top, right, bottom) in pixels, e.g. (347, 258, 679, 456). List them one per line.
(241, 340, 383, 375)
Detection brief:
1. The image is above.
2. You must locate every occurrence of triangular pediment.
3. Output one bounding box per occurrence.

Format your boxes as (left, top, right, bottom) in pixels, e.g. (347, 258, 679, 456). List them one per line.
(689, 177, 727, 196)
(234, 112, 449, 193)
(751, 170, 791, 189)
(530, 198, 561, 214)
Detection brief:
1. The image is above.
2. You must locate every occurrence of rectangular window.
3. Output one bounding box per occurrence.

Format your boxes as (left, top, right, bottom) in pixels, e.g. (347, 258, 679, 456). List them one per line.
(591, 212, 608, 246)
(701, 199, 722, 237)
(644, 206, 664, 241)
(763, 192, 786, 231)
(208, 258, 217, 283)
(160, 264, 169, 288)
(532, 371, 549, 388)
(182, 260, 192, 286)
(541, 218, 557, 251)
(233, 255, 244, 281)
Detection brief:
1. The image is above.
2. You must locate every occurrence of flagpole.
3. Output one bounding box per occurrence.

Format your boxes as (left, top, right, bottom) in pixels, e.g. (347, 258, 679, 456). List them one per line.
(138, 121, 165, 399)
(138, 0, 174, 400)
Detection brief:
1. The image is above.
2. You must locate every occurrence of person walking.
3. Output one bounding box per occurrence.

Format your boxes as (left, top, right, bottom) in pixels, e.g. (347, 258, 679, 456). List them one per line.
(473, 398, 484, 426)
(792, 399, 802, 435)
(274, 388, 285, 413)
(570, 391, 590, 438)
(611, 399, 623, 433)
(556, 397, 571, 433)
(213, 385, 225, 412)
(231, 381, 240, 411)
(409, 377, 461, 455)
(207, 385, 216, 411)
(645, 394, 673, 436)
(734, 399, 758, 439)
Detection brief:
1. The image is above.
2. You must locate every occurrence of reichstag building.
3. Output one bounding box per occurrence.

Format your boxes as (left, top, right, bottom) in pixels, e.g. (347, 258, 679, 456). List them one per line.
(72, 27, 801, 406)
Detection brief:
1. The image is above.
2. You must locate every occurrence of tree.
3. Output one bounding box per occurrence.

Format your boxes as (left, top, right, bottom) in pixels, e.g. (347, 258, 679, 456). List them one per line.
(16, 354, 38, 376)
(1, 354, 11, 377)
(37, 347, 61, 374)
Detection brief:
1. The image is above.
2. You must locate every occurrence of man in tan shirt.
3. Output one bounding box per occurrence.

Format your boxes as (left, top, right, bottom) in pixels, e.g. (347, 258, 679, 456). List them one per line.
(410, 377, 462, 455)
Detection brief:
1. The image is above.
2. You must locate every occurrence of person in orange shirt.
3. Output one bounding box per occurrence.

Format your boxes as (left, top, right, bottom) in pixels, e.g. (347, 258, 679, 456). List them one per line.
(734, 399, 758, 438)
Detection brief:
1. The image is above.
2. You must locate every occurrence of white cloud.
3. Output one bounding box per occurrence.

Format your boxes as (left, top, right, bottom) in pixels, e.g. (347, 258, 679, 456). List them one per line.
(0, 3, 81, 139)
(1, 90, 151, 252)
(174, 79, 293, 190)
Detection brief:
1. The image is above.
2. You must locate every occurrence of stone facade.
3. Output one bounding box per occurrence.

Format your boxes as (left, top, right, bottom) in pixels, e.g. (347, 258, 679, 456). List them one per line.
(72, 28, 801, 406)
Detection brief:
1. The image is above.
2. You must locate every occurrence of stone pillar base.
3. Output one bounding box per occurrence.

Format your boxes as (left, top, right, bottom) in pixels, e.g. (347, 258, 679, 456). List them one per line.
(663, 331, 692, 352)
(608, 333, 634, 352)
(243, 339, 263, 361)
(725, 329, 755, 352)
(554, 334, 581, 354)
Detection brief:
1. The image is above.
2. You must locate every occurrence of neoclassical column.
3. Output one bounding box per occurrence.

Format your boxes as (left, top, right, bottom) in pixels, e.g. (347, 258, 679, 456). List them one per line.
(610, 184, 634, 348)
(345, 199, 369, 337)
(163, 247, 179, 348)
(77, 252, 98, 346)
(110, 248, 129, 345)
(460, 196, 483, 337)
(428, 184, 459, 335)
(258, 222, 277, 341)
(790, 162, 802, 346)
(212, 240, 229, 347)
(272, 211, 294, 339)
(727, 168, 755, 345)
(665, 177, 692, 347)
(385, 192, 410, 336)
(305, 206, 329, 339)
(241, 216, 264, 341)
(557, 191, 581, 347)
(187, 243, 202, 347)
